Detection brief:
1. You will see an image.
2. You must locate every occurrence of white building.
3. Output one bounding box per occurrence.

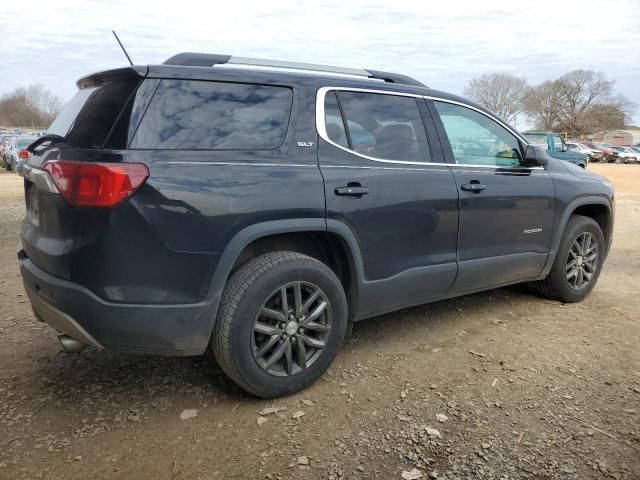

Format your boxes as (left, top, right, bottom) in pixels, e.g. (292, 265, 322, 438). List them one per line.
(603, 128, 640, 146)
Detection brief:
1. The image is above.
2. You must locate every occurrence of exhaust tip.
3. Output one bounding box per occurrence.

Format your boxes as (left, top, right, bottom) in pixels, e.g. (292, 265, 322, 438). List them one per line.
(58, 334, 87, 353)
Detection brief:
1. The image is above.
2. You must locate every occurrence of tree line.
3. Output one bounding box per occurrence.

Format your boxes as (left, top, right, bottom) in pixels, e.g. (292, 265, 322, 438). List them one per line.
(0, 84, 64, 129)
(463, 70, 636, 137)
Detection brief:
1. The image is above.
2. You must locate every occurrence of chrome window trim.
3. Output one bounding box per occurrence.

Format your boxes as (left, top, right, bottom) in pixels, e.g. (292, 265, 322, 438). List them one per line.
(316, 86, 434, 166)
(316, 86, 541, 170)
(157, 161, 314, 168)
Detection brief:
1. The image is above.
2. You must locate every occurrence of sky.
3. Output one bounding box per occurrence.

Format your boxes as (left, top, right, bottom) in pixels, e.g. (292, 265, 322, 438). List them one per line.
(1, 0, 639, 125)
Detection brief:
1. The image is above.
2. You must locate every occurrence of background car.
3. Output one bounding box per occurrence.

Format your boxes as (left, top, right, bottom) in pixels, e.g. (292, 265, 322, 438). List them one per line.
(1, 135, 14, 168)
(610, 146, 638, 163)
(593, 143, 619, 163)
(0, 135, 12, 168)
(5, 136, 35, 171)
(566, 141, 603, 162)
(523, 131, 588, 168)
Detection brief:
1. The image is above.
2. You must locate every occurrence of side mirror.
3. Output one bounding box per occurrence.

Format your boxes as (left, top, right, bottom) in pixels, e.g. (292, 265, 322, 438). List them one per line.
(523, 145, 549, 167)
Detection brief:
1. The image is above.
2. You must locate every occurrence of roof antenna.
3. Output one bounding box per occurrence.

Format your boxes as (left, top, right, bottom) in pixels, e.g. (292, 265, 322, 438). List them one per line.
(112, 30, 134, 66)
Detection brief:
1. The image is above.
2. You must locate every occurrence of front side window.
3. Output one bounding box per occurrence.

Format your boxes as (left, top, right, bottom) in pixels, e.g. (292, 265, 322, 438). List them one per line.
(131, 80, 293, 150)
(434, 101, 522, 167)
(323, 90, 430, 163)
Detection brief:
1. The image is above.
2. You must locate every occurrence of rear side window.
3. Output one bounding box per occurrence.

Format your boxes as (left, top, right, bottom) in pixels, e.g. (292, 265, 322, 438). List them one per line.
(324, 92, 348, 148)
(130, 80, 293, 150)
(324, 91, 431, 163)
(48, 79, 140, 148)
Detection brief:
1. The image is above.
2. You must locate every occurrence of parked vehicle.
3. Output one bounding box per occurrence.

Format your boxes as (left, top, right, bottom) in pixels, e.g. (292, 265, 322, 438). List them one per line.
(0, 135, 12, 168)
(523, 131, 588, 168)
(592, 143, 619, 163)
(609, 146, 638, 164)
(5, 136, 35, 171)
(15, 149, 31, 174)
(566, 142, 603, 163)
(19, 54, 614, 397)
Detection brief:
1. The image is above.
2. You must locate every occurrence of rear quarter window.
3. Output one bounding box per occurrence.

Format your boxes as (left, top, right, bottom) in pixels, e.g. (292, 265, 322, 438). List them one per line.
(130, 80, 293, 150)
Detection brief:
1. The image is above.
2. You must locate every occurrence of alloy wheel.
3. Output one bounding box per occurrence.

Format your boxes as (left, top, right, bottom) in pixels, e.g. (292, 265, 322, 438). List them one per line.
(251, 281, 332, 376)
(566, 232, 599, 290)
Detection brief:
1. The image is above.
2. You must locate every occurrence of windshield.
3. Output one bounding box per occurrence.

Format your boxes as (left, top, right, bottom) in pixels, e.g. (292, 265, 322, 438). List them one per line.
(524, 134, 548, 146)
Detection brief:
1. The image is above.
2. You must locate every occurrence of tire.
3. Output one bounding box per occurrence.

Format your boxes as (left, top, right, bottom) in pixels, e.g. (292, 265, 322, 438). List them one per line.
(212, 251, 348, 398)
(534, 215, 605, 303)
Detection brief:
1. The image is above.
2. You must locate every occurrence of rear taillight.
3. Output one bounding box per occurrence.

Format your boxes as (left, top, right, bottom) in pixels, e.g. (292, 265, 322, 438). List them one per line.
(42, 160, 149, 208)
(19, 150, 31, 159)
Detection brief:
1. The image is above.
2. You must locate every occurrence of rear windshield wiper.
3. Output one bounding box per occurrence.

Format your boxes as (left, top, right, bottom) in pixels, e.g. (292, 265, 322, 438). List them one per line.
(26, 134, 67, 153)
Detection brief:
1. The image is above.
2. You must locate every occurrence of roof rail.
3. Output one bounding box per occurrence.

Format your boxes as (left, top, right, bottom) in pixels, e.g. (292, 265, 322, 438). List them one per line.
(162, 53, 427, 88)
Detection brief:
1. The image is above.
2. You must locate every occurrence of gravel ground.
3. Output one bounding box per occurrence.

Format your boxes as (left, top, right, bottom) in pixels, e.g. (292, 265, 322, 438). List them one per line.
(1, 164, 639, 480)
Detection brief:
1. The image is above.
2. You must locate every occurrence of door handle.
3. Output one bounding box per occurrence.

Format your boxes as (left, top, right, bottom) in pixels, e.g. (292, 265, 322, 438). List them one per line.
(460, 181, 487, 193)
(335, 184, 369, 197)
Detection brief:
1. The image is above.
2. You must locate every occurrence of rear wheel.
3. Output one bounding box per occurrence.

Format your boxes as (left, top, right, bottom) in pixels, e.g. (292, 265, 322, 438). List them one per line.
(534, 215, 605, 303)
(212, 252, 347, 398)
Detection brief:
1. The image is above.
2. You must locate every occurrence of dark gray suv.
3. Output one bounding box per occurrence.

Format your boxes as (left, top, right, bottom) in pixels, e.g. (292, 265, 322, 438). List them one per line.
(18, 54, 614, 397)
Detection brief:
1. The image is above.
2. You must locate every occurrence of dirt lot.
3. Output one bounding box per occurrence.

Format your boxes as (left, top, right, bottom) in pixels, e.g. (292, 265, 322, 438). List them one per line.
(1, 164, 639, 480)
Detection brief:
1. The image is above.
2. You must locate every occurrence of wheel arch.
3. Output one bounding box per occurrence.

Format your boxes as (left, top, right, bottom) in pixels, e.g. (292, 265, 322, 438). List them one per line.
(206, 219, 365, 324)
(541, 196, 613, 277)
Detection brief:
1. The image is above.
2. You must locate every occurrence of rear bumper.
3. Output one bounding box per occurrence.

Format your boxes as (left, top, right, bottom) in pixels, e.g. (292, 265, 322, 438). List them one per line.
(20, 252, 219, 356)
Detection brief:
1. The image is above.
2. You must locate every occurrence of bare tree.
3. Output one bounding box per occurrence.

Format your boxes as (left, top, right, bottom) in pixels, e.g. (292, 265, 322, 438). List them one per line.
(0, 84, 64, 128)
(522, 71, 636, 136)
(522, 80, 563, 131)
(463, 73, 528, 123)
(554, 70, 614, 136)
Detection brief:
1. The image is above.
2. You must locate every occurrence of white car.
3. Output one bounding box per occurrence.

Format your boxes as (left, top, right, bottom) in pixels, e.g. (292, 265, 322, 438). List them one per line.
(610, 146, 638, 164)
(566, 142, 603, 162)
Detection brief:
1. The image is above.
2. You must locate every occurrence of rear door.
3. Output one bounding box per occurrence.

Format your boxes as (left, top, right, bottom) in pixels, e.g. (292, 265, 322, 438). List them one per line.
(428, 99, 555, 294)
(317, 88, 459, 317)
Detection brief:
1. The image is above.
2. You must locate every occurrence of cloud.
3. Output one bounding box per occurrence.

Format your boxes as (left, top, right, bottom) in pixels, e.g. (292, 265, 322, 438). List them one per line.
(1, 0, 638, 122)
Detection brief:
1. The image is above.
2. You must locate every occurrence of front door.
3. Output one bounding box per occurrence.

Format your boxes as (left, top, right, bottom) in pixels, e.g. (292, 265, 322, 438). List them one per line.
(317, 89, 460, 318)
(428, 100, 556, 294)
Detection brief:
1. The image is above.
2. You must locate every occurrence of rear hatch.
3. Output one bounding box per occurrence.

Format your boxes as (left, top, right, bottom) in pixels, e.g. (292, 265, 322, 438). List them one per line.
(21, 67, 145, 281)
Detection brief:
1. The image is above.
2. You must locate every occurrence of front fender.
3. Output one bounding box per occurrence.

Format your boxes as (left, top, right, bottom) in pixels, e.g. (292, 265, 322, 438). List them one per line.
(540, 195, 613, 277)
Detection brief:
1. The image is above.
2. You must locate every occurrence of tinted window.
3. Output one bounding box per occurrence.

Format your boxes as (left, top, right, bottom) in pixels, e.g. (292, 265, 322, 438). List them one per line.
(323, 92, 348, 147)
(48, 79, 140, 148)
(327, 91, 430, 162)
(434, 101, 522, 167)
(131, 80, 293, 150)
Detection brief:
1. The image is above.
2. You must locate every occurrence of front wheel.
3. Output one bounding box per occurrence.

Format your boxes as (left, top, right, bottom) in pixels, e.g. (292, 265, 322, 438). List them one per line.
(534, 215, 605, 303)
(212, 252, 348, 398)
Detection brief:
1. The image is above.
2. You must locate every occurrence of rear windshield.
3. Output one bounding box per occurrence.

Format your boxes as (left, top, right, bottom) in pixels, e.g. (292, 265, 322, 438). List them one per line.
(130, 80, 293, 150)
(48, 79, 139, 148)
(16, 138, 33, 149)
